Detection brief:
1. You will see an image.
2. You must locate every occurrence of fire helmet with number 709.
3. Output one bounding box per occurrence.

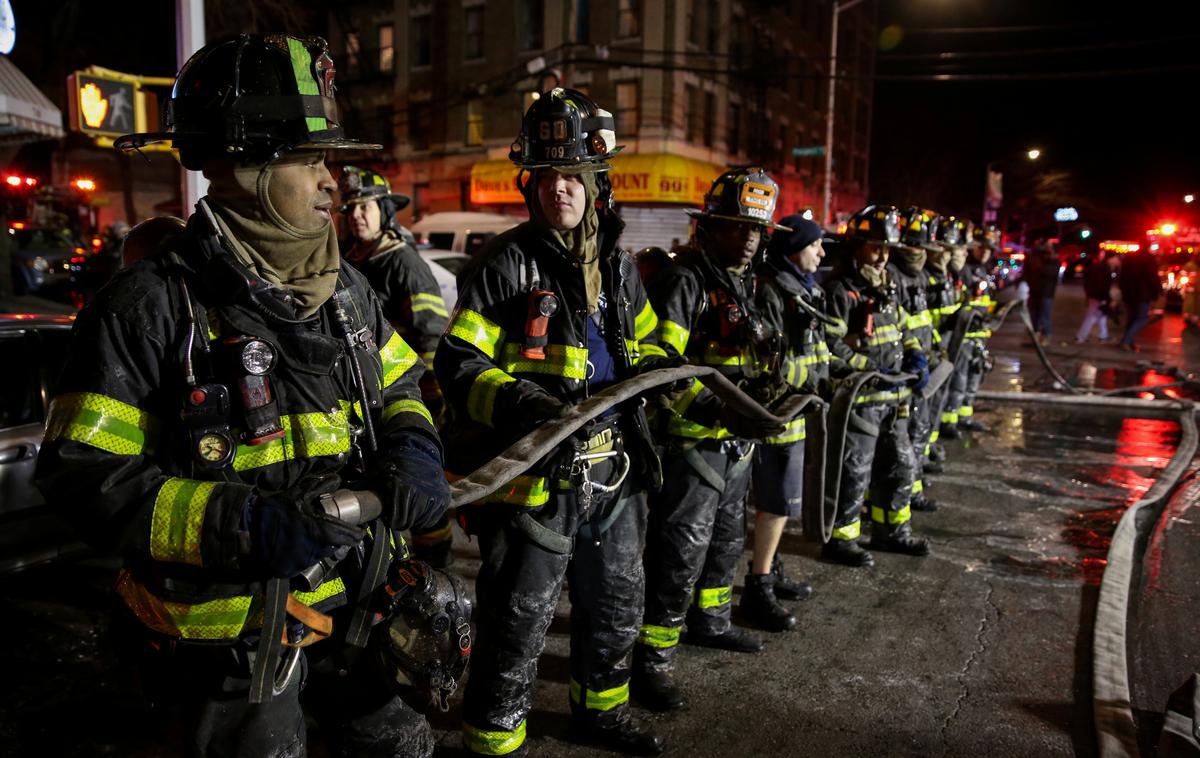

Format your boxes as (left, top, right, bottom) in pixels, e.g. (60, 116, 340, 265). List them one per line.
(509, 87, 621, 173)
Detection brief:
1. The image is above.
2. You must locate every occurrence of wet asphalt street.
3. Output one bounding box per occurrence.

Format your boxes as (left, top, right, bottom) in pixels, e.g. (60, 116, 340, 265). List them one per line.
(2, 283, 1196, 757)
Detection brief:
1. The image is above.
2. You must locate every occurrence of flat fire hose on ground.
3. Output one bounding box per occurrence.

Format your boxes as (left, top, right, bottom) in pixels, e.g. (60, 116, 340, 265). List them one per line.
(448, 366, 819, 508)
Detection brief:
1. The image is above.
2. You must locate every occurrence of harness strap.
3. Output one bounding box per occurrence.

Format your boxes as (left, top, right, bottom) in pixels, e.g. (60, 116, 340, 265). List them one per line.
(345, 519, 392, 648)
(683, 447, 727, 493)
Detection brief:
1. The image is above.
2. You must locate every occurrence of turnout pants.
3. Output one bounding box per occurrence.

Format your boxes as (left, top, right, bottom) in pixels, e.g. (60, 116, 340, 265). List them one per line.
(636, 439, 755, 672)
(830, 401, 917, 542)
(462, 459, 647, 756)
(944, 339, 985, 428)
(909, 372, 950, 497)
(116, 611, 433, 758)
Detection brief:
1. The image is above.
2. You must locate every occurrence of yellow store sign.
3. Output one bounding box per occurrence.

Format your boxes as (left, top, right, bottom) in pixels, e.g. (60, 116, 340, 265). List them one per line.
(470, 153, 724, 206)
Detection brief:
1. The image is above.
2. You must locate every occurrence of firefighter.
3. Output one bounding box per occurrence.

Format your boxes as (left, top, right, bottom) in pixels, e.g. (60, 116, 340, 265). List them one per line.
(891, 207, 944, 512)
(954, 224, 999, 434)
(632, 168, 789, 711)
(821, 205, 931, 568)
(339, 165, 454, 567)
(36, 35, 450, 757)
(739, 215, 836, 632)
(923, 216, 965, 467)
(436, 88, 668, 756)
(939, 218, 973, 440)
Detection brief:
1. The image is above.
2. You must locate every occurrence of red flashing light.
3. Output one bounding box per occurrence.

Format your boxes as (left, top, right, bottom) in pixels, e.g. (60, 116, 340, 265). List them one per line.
(91, 236, 103, 250)
(24, 177, 36, 187)
(9, 221, 26, 230)
(1161, 223, 1178, 236)
(4, 175, 21, 187)
(72, 178, 96, 192)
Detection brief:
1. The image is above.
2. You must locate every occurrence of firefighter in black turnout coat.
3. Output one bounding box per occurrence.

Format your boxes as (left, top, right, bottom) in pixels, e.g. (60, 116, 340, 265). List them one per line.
(436, 88, 668, 757)
(632, 168, 790, 712)
(35, 35, 450, 757)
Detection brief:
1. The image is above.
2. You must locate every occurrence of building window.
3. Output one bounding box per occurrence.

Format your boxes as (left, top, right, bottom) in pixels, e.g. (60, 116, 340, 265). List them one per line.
(702, 91, 715, 147)
(687, 0, 701, 46)
(465, 7, 485, 60)
(519, 0, 544, 51)
(617, 0, 640, 37)
(706, 0, 719, 52)
(727, 102, 741, 153)
(685, 85, 700, 143)
(410, 16, 430, 68)
(615, 81, 639, 135)
(574, 0, 591, 44)
(409, 102, 431, 151)
(465, 98, 484, 146)
(379, 24, 395, 73)
(345, 32, 361, 76)
(378, 105, 395, 149)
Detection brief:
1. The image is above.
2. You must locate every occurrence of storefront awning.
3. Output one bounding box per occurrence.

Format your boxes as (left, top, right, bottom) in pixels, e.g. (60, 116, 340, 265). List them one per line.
(470, 153, 725, 206)
(0, 55, 65, 145)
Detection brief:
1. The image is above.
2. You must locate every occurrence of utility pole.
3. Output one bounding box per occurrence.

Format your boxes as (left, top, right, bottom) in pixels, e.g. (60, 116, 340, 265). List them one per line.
(822, 0, 867, 228)
(176, 0, 206, 216)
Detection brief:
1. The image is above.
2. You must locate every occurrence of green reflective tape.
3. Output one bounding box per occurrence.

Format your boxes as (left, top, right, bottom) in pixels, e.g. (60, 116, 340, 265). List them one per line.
(569, 678, 630, 711)
(638, 342, 668, 360)
(44, 392, 157, 456)
(233, 409, 352, 472)
(150, 478, 216, 566)
(491, 474, 550, 507)
(411, 292, 450, 318)
(959, 405, 974, 417)
(695, 585, 733, 609)
(634, 301, 659, 340)
(382, 399, 434, 427)
(871, 505, 912, 525)
(463, 720, 526, 755)
(449, 309, 505, 359)
(659, 319, 690, 354)
(636, 624, 681, 648)
(849, 354, 870, 370)
(912, 479, 924, 495)
(831, 519, 861, 541)
(941, 411, 959, 424)
(826, 318, 848, 337)
(702, 341, 746, 367)
(292, 576, 347, 606)
(379, 331, 420, 389)
(500, 343, 588, 380)
(467, 368, 516, 425)
(766, 416, 806, 445)
(286, 37, 328, 133)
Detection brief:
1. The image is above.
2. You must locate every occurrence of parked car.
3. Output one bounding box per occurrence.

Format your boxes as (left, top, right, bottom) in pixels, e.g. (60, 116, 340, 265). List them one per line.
(8, 226, 85, 297)
(419, 248, 471, 311)
(0, 313, 87, 574)
(410, 212, 524, 257)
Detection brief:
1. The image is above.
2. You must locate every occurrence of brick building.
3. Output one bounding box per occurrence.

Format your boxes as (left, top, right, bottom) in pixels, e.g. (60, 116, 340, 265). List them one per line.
(326, 0, 876, 250)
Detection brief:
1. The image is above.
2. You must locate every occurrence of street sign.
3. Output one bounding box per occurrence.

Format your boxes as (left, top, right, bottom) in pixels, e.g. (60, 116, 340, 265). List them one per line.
(791, 145, 825, 157)
(67, 71, 137, 137)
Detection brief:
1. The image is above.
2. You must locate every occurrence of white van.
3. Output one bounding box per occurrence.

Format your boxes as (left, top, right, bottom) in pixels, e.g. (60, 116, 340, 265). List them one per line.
(410, 212, 525, 257)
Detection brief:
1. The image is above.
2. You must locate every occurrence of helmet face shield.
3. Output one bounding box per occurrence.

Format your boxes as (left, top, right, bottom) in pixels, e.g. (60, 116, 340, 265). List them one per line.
(846, 204, 903, 247)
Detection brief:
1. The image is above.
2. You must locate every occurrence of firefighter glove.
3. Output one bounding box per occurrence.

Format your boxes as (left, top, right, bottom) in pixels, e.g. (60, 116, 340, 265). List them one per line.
(386, 433, 452, 532)
(244, 495, 366, 578)
(903, 350, 929, 391)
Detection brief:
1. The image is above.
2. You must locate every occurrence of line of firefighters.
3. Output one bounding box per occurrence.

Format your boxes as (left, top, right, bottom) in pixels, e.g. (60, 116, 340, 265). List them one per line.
(341, 90, 1002, 755)
(33, 35, 1002, 758)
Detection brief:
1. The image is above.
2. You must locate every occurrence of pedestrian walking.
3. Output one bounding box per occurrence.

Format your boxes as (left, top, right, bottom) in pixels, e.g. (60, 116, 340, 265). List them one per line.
(1025, 238, 1060, 341)
(1076, 252, 1118, 343)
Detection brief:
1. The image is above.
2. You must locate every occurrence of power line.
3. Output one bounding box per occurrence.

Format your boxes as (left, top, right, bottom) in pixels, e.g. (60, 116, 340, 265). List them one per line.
(900, 23, 1111, 34)
(882, 34, 1200, 61)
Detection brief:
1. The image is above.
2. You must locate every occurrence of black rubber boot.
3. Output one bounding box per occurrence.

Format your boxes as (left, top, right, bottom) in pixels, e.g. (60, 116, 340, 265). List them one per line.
(571, 710, 666, 756)
(630, 668, 687, 713)
(939, 423, 961, 440)
(869, 522, 931, 556)
(910, 492, 939, 512)
(769, 556, 812, 601)
(958, 417, 989, 433)
(685, 625, 764, 653)
(922, 459, 945, 475)
(739, 573, 796, 632)
(820, 538, 876, 568)
(928, 442, 947, 462)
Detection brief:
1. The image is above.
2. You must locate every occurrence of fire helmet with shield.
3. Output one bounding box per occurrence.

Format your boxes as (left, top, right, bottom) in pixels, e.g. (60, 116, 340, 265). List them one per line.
(898, 207, 942, 250)
(509, 87, 620, 172)
(844, 204, 903, 247)
(338, 166, 411, 236)
(114, 34, 380, 170)
(687, 167, 790, 231)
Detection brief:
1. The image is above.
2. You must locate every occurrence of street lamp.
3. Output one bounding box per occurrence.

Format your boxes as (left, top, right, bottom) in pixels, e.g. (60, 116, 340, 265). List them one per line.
(821, 0, 868, 227)
(1185, 194, 1195, 204)
(1026, 148, 1042, 161)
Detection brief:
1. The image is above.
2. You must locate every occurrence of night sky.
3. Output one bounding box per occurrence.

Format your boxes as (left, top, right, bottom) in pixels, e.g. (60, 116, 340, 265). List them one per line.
(870, 0, 1200, 240)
